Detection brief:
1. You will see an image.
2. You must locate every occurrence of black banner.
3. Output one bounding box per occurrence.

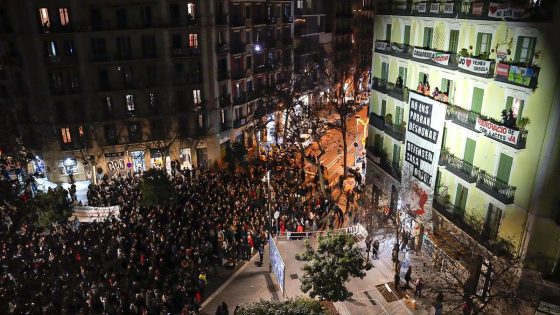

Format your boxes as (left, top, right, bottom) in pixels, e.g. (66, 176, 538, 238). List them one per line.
(413, 166, 432, 186)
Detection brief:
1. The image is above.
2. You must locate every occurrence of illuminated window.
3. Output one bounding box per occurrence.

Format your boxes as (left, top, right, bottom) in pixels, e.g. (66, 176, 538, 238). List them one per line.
(221, 110, 225, 124)
(193, 89, 201, 104)
(149, 92, 157, 108)
(78, 125, 84, 136)
(198, 114, 204, 127)
(59, 8, 70, 26)
(126, 94, 135, 112)
(46, 40, 57, 56)
(187, 3, 196, 18)
(39, 8, 50, 28)
(297, 0, 303, 9)
(61, 128, 71, 143)
(189, 34, 198, 48)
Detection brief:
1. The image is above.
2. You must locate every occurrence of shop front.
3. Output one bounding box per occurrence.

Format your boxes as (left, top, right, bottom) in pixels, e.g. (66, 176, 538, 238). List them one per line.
(179, 148, 192, 170)
(130, 150, 146, 173)
(150, 149, 171, 173)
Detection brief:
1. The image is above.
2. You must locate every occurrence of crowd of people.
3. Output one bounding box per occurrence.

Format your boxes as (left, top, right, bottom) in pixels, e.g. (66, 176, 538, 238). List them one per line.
(0, 145, 331, 314)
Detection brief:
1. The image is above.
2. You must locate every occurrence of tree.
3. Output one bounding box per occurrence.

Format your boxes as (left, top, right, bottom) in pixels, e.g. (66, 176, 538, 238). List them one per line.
(235, 297, 326, 315)
(296, 233, 372, 302)
(139, 169, 176, 207)
(30, 188, 73, 227)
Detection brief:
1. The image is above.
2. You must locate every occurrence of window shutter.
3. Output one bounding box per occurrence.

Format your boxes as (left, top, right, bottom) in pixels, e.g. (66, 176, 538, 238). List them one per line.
(381, 100, 387, 116)
(496, 153, 513, 184)
(475, 33, 483, 56)
(464, 138, 476, 165)
(404, 25, 411, 45)
(505, 96, 513, 111)
(471, 87, 484, 113)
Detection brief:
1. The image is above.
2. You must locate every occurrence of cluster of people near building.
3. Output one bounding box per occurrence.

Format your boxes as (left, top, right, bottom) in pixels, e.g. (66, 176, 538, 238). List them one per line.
(416, 81, 449, 103)
(0, 145, 329, 314)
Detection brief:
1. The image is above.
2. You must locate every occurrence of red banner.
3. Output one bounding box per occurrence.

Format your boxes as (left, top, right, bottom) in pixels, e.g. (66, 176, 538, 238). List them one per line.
(496, 62, 510, 77)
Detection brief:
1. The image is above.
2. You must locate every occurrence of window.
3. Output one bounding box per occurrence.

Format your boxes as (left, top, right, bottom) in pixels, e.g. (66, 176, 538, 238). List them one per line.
(381, 62, 389, 82)
(126, 94, 135, 113)
(484, 203, 503, 241)
(61, 127, 72, 143)
(45, 40, 57, 57)
(63, 40, 75, 56)
(170, 4, 180, 25)
(448, 30, 459, 53)
(476, 33, 492, 56)
(142, 35, 156, 57)
(149, 92, 157, 111)
(454, 183, 468, 214)
(470, 87, 484, 113)
(90, 8, 102, 30)
(496, 153, 513, 184)
(515, 36, 536, 63)
(193, 89, 201, 104)
(140, 6, 152, 26)
(58, 8, 70, 26)
(121, 65, 133, 87)
(189, 34, 198, 48)
(440, 78, 454, 100)
(116, 9, 127, 28)
(221, 109, 225, 124)
(49, 72, 63, 90)
(98, 69, 109, 90)
(187, 2, 196, 18)
(423, 27, 433, 48)
(506, 96, 524, 121)
(419, 71, 428, 84)
(398, 66, 407, 86)
(385, 24, 392, 41)
(464, 138, 476, 165)
(403, 25, 411, 45)
(116, 37, 131, 59)
(198, 114, 204, 127)
(91, 38, 106, 55)
(395, 106, 404, 125)
(172, 34, 182, 49)
(104, 96, 113, 115)
(39, 8, 50, 28)
(128, 123, 140, 142)
(392, 144, 401, 165)
(297, 0, 304, 9)
(105, 124, 117, 145)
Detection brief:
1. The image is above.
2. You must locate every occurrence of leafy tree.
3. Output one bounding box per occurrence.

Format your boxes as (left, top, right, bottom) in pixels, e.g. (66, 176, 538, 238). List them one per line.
(30, 188, 73, 227)
(140, 169, 175, 207)
(235, 297, 326, 315)
(296, 233, 372, 302)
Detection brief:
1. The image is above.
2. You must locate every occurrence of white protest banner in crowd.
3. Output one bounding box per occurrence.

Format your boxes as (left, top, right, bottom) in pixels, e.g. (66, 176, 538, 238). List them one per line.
(69, 205, 121, 223)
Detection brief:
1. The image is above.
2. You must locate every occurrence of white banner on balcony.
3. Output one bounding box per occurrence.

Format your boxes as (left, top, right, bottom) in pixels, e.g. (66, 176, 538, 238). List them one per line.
(487, 2, 525, 19)
(412, 48, 450, 66)
(458, 56, 492, 75)
(375, 41, 389, 51)
(475, 117, 520, 145)
(403, 92, 447, 219)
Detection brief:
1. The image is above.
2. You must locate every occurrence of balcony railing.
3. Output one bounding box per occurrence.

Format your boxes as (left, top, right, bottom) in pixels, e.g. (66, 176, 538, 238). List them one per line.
(457, 55, 495, 78)
(495, 61, 540, 89)
(386, 83, 409, 102)
(440, 152, 480, 183)
(445, 104, 478, 132)
(412, 47, 458, 70)
(476, 171, 516, 204)
(375, 40, 392, 55)
(371, 77, 387, 94)
(369, 112, 385, 131)
(218, 94, 231, 108)
(384, 122, 406, 142)
(475, 116, 528, 150)
(390, 43, 413, 59)
(412, 1, 460, 17)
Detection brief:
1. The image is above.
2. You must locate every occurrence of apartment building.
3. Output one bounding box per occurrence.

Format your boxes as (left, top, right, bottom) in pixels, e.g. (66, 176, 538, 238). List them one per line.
(366, 0, 560, 300)
(0, 0, 295, 182)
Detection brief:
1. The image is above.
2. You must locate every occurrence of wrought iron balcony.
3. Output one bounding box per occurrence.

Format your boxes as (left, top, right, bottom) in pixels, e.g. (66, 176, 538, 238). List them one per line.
(390, 43, 413, 59)
(476, 171, 516, 204)
(412, 47, 458, 70)
(384, 122, 406, 142)
(495, 61, 540, 89)
(374, 40, 391, 55)
(445, 104, 478, 132)
(371, 77, 387, 94)
(457, 55, 495, 78)
(369, 112, 385, 131)
(440, 152, 480, 183)
(387, 83, 409, 102)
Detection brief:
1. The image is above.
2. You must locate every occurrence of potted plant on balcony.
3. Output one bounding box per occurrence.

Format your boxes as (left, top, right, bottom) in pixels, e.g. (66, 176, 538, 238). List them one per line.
(517, 117, 531, 131)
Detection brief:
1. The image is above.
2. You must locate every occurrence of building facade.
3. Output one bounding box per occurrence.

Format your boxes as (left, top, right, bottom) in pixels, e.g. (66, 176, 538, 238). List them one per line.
(366, 0, 560, 301)
(0, 0, 295, 183)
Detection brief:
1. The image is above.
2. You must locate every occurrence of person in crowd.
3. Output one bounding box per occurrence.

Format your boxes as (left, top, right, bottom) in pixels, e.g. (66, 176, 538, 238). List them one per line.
(417, 82, 424, 93)
(414, 277, 424, 299)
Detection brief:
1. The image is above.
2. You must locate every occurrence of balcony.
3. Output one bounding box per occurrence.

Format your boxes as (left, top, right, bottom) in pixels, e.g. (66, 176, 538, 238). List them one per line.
(369, 112, 385, 131)
(412, 47, 457, 70)
(386, 83, 409, 102)
(476, 171, 516, 204)
(445, 104, 478, 132)
(381, 159, 402, 181)
(494, 61, 540, 89)
(475, 116, 528, 150)
(412, 1, 460, 17)
(374, 40, 392, 55)
(390, 43, 413, 59)
(384, 122, 406, 142)
(457, 55, 495, 79)
(440, 152, 480, 183)
(234, 117, 248, 128)
(371, 77, 387, 94)
(377, 0, 413, 15)
(171, 47, 201, 57)
(44, 55, 78, 65)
